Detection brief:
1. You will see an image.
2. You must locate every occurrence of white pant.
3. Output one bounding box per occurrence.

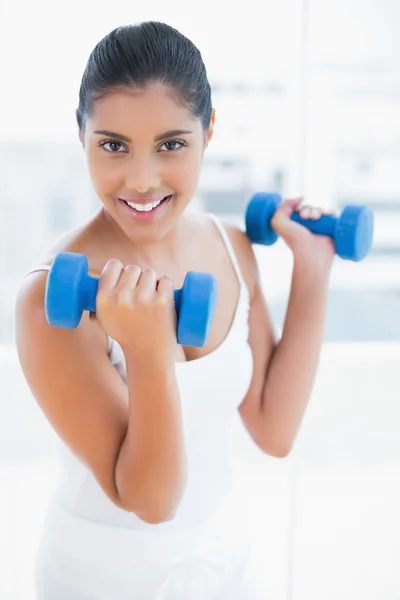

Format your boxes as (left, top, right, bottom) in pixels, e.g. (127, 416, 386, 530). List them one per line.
(34, 492, 266, 600)
(34, 545, 263, 600)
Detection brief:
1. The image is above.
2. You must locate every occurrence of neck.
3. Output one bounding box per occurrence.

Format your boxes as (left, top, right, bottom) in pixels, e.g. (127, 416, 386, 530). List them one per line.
(96, 206, 188, 265)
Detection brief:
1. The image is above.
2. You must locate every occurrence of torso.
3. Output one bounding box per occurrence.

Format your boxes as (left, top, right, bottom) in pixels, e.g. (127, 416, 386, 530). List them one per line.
(32, 208, 254, 363)
(24, 208, 257, 532)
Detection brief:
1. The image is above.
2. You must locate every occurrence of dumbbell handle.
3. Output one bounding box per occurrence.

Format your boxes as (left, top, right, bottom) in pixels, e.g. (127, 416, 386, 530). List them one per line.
(290, 212, 337, 237)
(81, 274, 182, 315)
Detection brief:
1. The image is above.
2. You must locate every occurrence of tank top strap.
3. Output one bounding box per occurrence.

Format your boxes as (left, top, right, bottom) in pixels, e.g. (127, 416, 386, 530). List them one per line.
(23, 262, 114, 353)
(23, 215, 249, 290)
(24, 264, 51, 278)
(206, 213, 248, 294)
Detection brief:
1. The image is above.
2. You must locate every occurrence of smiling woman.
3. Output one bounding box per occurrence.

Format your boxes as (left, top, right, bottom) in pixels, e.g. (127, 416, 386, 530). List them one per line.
(72, 19, 217, 248)
(16, 19, 270, 600)
(80, 87, 213, 244)
(14, 12, 341, 599)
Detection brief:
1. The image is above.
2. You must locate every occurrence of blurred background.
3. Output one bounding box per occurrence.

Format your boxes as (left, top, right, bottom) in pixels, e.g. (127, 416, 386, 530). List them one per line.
(1, 0, 399, 598)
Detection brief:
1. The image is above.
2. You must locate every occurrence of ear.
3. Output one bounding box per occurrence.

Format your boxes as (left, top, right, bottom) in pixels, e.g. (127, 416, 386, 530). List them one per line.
(204, 108, 216, 149)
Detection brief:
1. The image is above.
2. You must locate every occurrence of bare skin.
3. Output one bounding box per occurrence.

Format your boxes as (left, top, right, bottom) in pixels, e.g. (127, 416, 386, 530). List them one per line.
(16, 82, 334, 521)
(15, 83, 269, 522)
(34, 206, 254, 363)
(30, 83, 258, 363)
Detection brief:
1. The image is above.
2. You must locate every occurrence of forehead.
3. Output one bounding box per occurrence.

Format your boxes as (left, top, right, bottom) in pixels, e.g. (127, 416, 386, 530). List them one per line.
(89, 83, 200, 136)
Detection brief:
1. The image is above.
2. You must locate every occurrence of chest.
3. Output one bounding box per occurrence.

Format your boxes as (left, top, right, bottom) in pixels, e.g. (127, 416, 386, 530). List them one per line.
(175, 334, 254, 443)
(177, 256, 243, 362)
(95, 245, 245, 363)
(84, 215, 251, 362)
(109, 296, 253, 443)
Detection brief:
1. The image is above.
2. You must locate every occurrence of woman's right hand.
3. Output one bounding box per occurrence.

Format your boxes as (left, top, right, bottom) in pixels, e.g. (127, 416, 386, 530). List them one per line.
(92, 259, 178, 362)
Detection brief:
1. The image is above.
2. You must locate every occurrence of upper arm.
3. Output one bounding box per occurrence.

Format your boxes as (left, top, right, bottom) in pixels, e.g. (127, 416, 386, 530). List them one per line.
(15, 271, 131, 510)
(224, 224, 277, 449)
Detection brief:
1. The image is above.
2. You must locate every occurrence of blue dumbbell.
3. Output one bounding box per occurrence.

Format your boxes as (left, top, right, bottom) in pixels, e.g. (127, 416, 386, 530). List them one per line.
(45, 252, 218, 348)
(245, 192, 374, 262)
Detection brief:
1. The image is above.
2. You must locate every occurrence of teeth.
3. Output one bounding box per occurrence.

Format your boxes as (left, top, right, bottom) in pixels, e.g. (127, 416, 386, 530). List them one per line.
(126, 198, 166, 212)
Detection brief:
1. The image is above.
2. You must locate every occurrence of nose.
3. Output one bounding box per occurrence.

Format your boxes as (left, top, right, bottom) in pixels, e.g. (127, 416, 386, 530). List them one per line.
(125, 153, 161, 194)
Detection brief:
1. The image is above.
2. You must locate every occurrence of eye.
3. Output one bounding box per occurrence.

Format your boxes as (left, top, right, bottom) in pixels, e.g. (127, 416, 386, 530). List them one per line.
(159, 139, 187, 152)
(97, 138, 188, 154)
(97, 140, 127, 153)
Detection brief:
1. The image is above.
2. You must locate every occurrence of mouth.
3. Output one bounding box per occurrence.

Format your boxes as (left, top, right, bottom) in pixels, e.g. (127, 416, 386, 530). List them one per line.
(118, 195, 173, 220)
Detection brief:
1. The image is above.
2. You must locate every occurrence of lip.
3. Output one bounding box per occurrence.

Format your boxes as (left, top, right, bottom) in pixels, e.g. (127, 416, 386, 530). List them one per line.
(119, 196, 167, 205)
(118, 195, 173, 220)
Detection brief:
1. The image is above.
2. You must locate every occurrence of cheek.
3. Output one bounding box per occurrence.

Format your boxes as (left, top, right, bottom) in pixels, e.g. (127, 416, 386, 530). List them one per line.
(174, 150, 203, 189)
(171, 161, 198, 189)
(90, 169, 115, 197)
(189, 155, 204, 189)
(87, 155, 121, 193)
(87, 146, 203, 195)
(147, 155, 197, 195)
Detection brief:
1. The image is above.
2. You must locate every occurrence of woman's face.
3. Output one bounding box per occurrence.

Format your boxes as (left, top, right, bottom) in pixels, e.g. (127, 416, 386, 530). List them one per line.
(79, 83, 214, 245)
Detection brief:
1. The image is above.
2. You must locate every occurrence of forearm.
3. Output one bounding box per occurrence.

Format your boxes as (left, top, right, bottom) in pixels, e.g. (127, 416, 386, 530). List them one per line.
(260, 259, 332, 455)
(115, 353, 187, 523)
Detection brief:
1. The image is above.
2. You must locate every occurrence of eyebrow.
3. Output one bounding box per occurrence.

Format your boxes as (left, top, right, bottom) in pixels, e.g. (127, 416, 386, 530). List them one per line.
(93, 129, 195, 143)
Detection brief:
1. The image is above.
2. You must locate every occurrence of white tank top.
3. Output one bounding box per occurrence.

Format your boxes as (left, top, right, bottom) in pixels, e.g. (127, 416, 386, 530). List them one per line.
(24, 214, 254, 531)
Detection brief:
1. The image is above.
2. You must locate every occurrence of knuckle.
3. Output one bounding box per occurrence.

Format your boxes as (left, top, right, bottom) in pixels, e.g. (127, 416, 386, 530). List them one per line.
(118, 289, 133, 307)
(136, 295, 152, 308)
(96, 291, 109, 306)
(107, 258, 123, 268)
(117, 284, 130, 297)
(125, 263, 141, 272)
(135, 287, 152, 303)
(159, 275, 173, 289)
(155, 293, 168, 307)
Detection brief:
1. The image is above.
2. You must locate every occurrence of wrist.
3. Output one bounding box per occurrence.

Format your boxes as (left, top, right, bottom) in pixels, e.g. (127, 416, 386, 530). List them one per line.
(121, 344, 176, 372)
(291, 258, 333, 294)
(293, 252, 334, 277)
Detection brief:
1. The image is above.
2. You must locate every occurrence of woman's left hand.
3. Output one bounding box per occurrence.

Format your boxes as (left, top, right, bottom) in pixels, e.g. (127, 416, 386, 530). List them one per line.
(270, 197, 336, 269)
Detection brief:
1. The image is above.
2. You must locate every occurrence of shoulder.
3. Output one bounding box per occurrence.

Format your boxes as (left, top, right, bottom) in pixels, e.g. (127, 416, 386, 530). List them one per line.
(17, 228, 110, 358)
(27, 213, 106, 278)
(18, 214, 109, 351)
(213, 216, 259, 300)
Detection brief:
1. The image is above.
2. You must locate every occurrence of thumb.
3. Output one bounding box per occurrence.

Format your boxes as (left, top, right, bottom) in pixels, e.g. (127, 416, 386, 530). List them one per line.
(271, 197, 306, 243)
(279, 197, 303, 217)
(272, 197, 303, 226)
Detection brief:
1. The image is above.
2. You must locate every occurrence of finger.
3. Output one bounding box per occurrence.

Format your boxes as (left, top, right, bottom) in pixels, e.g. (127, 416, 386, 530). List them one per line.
(300, 206, 322, 220)
(156, 274, 174, 303)
(97, 259, 125, 296)
(136, 268, 158, 302)
(310, 206, 322, 219)
(114, 264, 142, 293)
(298, 205, 312, 219)
(285, 197, 304, 208)
(279, 197, 304, 217)
(157, 275, 174, 296)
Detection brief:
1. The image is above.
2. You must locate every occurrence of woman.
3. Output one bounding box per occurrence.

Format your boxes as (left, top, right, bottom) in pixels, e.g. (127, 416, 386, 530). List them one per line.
(15, 20, 334, 599)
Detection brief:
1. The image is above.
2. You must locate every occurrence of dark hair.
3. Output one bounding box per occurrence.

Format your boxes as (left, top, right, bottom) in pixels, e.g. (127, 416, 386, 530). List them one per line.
(76, 21, 213, 135)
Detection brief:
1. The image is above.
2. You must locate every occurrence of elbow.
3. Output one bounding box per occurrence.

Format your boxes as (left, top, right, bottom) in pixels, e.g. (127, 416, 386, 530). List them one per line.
(131, 504, 177, 524)
(117, 497, 177, 524)
(262, 442, 292, 458)
(253, 431, 292, 458)
(270, 447, 291, 459)
(115, 489, 180, 524)
(139, 509, 177, 525)
(113, 459, 187, 524)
